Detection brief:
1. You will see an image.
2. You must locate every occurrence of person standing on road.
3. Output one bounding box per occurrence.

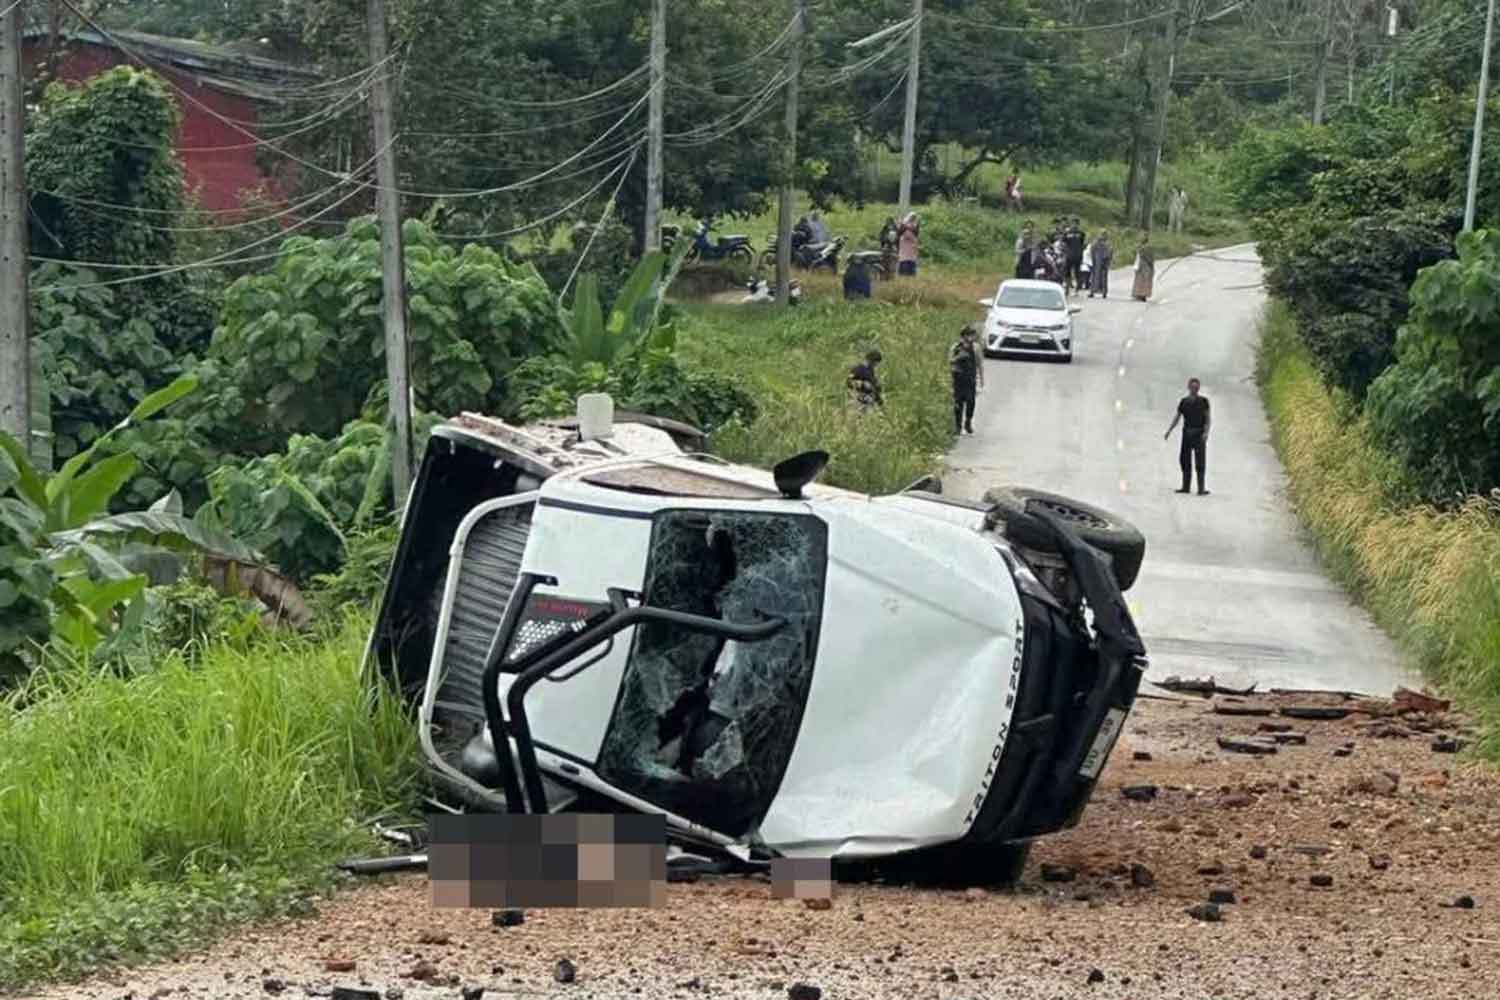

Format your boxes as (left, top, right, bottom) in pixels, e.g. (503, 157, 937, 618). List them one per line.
(1165, 377, 1210, 495)
(1063, 218, 1086, 295)
(848, 349, 884, 410)
(949, 324, 984, 435)
(1132, 234, 1156, 301)
(1168, 188, 1188, 234)
(1089, 231, 1113, 298)
(896, 213, 920, 276)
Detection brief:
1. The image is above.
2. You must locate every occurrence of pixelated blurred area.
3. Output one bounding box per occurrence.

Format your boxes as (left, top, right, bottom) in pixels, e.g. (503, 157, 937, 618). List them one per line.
(770, 857, 833, 900)
(428, 813, 667, 908)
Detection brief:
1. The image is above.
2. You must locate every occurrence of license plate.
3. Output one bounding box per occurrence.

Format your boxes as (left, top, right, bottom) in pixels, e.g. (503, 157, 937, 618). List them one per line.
(1078, 707, 1126, 780)
(1020, 334, 1041, 344)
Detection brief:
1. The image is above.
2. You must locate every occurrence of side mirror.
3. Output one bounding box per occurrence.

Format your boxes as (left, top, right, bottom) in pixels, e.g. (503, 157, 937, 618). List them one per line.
(1068, 305, 1082, 315)
(978, 297, 994, 308)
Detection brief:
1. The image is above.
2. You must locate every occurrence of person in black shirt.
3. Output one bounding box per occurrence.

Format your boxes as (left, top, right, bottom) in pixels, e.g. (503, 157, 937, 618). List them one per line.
(948, 324, 984, 434)
(1063, 218, 1086, 295)
(1164, 377, 1211, 495)
(847, 349, 883, 409)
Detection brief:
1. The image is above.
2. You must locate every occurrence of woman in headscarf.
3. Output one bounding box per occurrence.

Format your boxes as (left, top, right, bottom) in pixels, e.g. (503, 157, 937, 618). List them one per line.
(879, 216, 899, 280)
(896, 212, 920, 277)
(1132, 234, 1156, 301)
(1089, 230, 1113, 298)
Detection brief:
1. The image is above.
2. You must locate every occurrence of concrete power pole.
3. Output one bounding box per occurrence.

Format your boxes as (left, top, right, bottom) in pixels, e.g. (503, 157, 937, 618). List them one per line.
(1312, 0, 1335, 125)
(1466, 0, 1498, 231)
(0, 0, 30, 454)
(775, 0, 804, 307)
(367, 0, 413, 509)
(898, 0, 923, 218)
(644, 0, 665, 252)
(1138, 0, 1179, 231)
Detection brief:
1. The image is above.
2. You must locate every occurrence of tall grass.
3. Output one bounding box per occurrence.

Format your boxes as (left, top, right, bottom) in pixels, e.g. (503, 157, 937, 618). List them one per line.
(0, 613, 418, 988)
(1258, 304, 1500, 750)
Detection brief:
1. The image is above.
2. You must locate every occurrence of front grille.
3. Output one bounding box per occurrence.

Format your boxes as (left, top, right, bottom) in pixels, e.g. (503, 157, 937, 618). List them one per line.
(999, 336, 1061, 351)
(436, 504, 533, 713)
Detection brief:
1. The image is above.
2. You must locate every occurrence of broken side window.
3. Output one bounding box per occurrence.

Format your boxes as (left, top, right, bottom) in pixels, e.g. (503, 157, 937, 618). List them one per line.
(594, 509, 828, 837)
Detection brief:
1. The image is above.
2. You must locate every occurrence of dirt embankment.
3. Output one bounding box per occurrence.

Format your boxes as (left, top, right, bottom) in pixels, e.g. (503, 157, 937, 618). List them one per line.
(26, 689, 1498, 1000)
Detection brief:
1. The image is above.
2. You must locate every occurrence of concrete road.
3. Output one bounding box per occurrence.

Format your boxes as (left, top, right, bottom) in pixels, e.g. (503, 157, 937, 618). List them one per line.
(946, 246, 1419, 696)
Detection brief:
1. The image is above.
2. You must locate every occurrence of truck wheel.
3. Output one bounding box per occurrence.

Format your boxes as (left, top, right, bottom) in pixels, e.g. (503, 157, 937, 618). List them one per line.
(982, 485, 1146, 591)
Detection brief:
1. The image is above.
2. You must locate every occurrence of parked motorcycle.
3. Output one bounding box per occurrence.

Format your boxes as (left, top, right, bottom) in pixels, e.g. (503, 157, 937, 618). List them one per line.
(761, 232, 846, 272)
(686, 220, 754, 265)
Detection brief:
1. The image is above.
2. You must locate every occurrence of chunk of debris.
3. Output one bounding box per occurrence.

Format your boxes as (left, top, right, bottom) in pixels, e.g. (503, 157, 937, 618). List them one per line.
(492, 909, 525, 928)
(462, 988, 486, 1000)
(1041, 863, 1078, 883)
(1197, 862, 1226, 876)
(1293, 844, 1333, 858)
(1271, 732, 1308, 745)
(964, 887, 988, 901)
(1281, 706, 1352, 721)
(1369, 854, 1392, 871)
(1220, 792, 1255, 809)
(1393, 687, 1450, 714)
(262, 980, 288, 996)
(554, 959, 577, 984)
(323, 959, 357, 973)
(1333, 746, 1353, 757)
(1130, 864, 1156, 888)
(1133, 750, 1154, 762)
(1432, 738, 1462, 754)
(1362, 721, 1412, 739)
(1350, 771, 1400, 797)
(787, 984, 822, 1000)
(1208, 888, 1236, 905)
(402, 960, 439, 983)
(1443, 895, 1477, 910)
(1310, 874, 1334, 887)
(416, 930, 450, 946)
(803, 897, 832, 911)
(1159, 676, 1256, 697)
(1186, 902, 1223, 922)
(1121, 784, 1158, 802)
(1216, 737, 1278, 756)
(1249, 845, 1268, 860)
(1257, 722, 1294, 733)
(1212, 702, 1275, 717)
(1087, 968, 1106, 985)
(330, 989, 380, 1000)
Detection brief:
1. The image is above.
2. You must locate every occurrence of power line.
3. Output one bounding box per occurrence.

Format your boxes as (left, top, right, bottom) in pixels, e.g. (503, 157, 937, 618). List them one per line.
(559, 145, 640, 300)
(927, 8, 1171, 34)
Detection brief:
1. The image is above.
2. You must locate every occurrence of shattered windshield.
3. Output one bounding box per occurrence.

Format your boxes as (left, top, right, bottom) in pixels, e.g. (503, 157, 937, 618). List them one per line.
(594, 509, 828, 836)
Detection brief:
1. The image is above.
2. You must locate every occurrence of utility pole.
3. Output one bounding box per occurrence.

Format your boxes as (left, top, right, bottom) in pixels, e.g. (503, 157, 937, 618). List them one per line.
(1312, 0, 1335, 124)
(0, 0, 30, 454)
(1466, 0, 1497, 231)
(1138, 0, 1179, 231)
(1386, 5, 1398, 104)
(644, 0, 665, 252)
(776, 0, 804, 307)
(898, 0, 923, 218)
(366, 0, 413, 509)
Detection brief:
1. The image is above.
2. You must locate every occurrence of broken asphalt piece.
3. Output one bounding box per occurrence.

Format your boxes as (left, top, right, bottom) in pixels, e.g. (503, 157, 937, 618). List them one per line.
(1432, 737, 1462, 754)
(1310, 874, 1334, 887)
(1212, 702, 1275, 717)
(1369, 854, 1392, 871)
(322, 959, 357, 973)
(554, 959, 577, 984)
(1442, 895, 1477, 910)
(787, 985, 822, 1000)
(1208, 888, 1237, 904)
(1041, 863, 1078, 883)
(1362, 721, 1412, 739)
(330, 989, 379, 1000)
(1216, 737, 1278, 756)
(491, 909, 525, 928)
(1159, 676, 1256, 697)
(1393, 687, 1451, 714)
(1121, 784, 1158, 802)
(1271, 732, 1308, 745)
(803, 897, 832, 911)
(1130, 864, 1156, 888)
(1350, 771, 1401, 797)
(1087, 968, 1106, 985)
(1133, 750, 1154, 761)
(1186, 902, 1223, 922)
(1281, 706, 1352, 721)
(1249, 845, 1268, 860)
(1257, 722, 1294, 733)
(1197, 862, 1226, 876)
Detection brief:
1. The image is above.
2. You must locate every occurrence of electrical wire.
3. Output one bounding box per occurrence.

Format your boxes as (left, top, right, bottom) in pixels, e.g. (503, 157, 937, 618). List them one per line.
(927, 8, 1172, 34)
(559, 144, 640, 300)
(402, 96, 647, 139)
(409, 63, 649, 110)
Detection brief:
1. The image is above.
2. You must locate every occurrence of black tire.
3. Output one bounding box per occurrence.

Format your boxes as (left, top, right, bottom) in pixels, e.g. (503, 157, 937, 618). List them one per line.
(730, 245, 754, 266)
(982, 485, 1146, 591)
(759, 250, 777, 272)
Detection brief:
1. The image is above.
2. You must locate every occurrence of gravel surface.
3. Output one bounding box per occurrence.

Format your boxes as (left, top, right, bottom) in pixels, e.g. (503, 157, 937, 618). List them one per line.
(24, 691, 1498, 1000)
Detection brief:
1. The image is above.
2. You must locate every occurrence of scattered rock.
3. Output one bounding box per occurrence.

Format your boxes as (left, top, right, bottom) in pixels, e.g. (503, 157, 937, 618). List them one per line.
(803, 897, 832, 911)
(1208, 888, 1236, 904)
(262, 979, 287, 995)
(1159, 819, 1184, 834)
(1041, 863, 1077, 883)
(1272, 732, 1308, 745)
(677, 978, 703, 991)
(1130, 863, 1156, 888)
(1310, 874, 1335, 888)
(1363, 722, 1412, 739)
(942, 968, 959, 983)
(1444, 895, 1477, 910)
(1333, 747, 1354, 758)
(555, 959, 577, 985)
(492, 909, 525, 928)
(1220, 792, 1255, 809)
(1216, 737, 1278, 756)
(1197, 862, 1226, 876)
(1257, 722, 1294, 733)
(402, 961, 439, 983)
(1281, 706, 1351, 721)
(1393, 687, 1450, 714)
(1186, 902, 1223, 922)
(1351, 771, 1400, 797)
(1330, 818, 1350, 830)
(964, 887, 988, 901)
(787, 985, 822, 1000)
(322, 959, 357, 973)
(330, 990, 380, 1000)
(1249, 845, 1268, 860)
(1213, 702, 1275, 717)
(1294, 844, 1333, 857)
(1421, 771, 1451, 788)
(461, 988, 486, 1000)
(1432, 738, 1462, 754)
(416, 930, 450, 946)
(1369, 854, 1392, 871)
(1121, 784, 1158, 802)
(1133, 750, 1154, 762)
(1087, 968, 1106, 985)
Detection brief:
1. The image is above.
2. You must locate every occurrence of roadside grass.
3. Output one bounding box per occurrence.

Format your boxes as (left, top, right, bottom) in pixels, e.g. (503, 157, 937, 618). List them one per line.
(1257, 304, 1500, 752)
(0, 612, 419, 990)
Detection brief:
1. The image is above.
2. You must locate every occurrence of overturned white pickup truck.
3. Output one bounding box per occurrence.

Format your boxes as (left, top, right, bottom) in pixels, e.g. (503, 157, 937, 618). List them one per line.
(366, 402, 1148, 882)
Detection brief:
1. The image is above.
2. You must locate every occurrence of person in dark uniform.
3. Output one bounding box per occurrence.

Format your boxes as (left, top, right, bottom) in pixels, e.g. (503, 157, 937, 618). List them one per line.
(1164, 377, 1211, 495)
(1063, 218, 1086, 295)
(948, 324, 984, 435)
(843, 256, 872, 300)
(847, 349, 883, 409)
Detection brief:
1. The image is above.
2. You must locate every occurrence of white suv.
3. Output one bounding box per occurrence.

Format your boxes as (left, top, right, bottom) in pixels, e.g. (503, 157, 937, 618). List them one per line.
(980, 279, 1080, 363)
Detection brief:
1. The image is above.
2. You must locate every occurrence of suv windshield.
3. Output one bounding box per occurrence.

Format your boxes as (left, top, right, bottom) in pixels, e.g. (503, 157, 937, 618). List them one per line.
(595, 509, 827, 836)
(997, 286, 1064, 310)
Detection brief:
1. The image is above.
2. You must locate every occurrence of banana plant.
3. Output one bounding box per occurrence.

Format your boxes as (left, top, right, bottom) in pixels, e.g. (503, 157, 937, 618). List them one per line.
(0, 374, 268, 669)
(560, 239, 691, 367)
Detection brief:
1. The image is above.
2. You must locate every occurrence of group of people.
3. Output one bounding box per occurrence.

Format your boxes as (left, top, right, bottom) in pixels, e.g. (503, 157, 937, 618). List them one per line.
(1011, 218, 1157, 302)
(878, 213, 921, 276)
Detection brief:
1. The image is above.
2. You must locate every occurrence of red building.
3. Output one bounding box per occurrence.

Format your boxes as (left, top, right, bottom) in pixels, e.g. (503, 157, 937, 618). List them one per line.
(22, 29, 323, 213)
